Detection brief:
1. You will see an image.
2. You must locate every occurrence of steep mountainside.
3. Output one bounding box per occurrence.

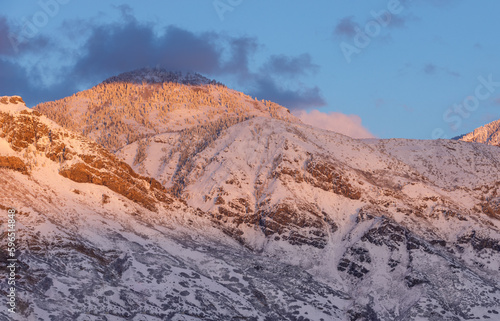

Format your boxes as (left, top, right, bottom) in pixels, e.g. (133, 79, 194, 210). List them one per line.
(0, 96, 171, 212)
(0, 97, 354, 320)
(34, 68, 298, 151)
(8, 73, 500, 321)
(455, 118, 500, 147)
(120, 116, 500, 320)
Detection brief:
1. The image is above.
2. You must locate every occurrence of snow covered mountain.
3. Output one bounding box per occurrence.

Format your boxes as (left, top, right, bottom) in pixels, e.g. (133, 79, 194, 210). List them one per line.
(0, 96, 350, 320)
(119, 115, 500, 319)
(3, 74, 500, 321)
(35, 68, 297, 151)
(455, 118, 500, 147)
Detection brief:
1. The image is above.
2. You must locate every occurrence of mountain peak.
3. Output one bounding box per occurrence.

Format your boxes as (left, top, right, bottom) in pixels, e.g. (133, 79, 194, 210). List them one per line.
(102, 67, 223, 86)
(456, 118, 500, 146)
(35, 73, 298, 151)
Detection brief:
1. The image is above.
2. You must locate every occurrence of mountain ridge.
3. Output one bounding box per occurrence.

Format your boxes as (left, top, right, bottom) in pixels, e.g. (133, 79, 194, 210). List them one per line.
(102, 67, 225, 86)
(3, 83, 500, 320)
(455, 118, 500, 147)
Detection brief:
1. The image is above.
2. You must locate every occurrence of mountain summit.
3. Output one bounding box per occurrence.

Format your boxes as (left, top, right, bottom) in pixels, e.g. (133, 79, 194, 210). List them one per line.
(455, 118, 500, 146)
(35, 69, 298, 151)
(102, 67, 222, 86)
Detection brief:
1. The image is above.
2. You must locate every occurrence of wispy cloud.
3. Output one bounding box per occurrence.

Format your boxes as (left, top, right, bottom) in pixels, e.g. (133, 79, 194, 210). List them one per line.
(333, 16, 359, 38)
(0, 16, 50, 56)
(293, 109, 375, 139)
(423, 63, 460, 77)
(333, 11, 409, 41)
(260, 54, 319, 78)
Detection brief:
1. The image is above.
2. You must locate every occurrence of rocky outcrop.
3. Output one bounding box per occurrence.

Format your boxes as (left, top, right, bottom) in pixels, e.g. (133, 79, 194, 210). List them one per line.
(0, 110, 48, 152)
(457, 231, 500, 252)
(1, 107, 172, 212)
(305, 158, 361, 200)
(59, 159, 171, 212)
(0, 96, 25, 105)
(0, 156, 28, 174)
(60, 150, 173, 212)
(256, 202, 337, 248)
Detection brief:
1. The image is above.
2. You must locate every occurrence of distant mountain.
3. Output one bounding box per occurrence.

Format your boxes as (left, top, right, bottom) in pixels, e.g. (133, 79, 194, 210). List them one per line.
(455, 118, 500, 146)
(35, 68, 297, 151)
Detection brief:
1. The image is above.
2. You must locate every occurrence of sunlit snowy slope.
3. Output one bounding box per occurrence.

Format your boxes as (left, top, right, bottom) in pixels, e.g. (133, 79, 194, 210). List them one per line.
(455, 118, 500, 147)
(4, 71, 500, 321)
(0, 96, 351, 320)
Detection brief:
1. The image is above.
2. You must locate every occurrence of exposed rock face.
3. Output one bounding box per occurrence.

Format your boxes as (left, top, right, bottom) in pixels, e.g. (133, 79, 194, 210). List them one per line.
(305, 158, 361, 200)
(0, 104, 171, 212)
(0, 96, 24, 105)
(0, 110, 48, 152)
(0, 156, 28, 174)
(58, 160, 170, 212)
(457, 230, 500, 252)
(256, 202, 336, 248)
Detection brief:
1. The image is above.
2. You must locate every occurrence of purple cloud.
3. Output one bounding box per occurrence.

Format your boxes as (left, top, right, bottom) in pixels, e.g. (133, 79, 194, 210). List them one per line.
(0, 16, 49, 56)
(334, 17, 358, 38)
(71, 20, 225, 83)
(423, 63, 460, 77)
(0, 17, 15, 56)
(261, 54, 319, 78)
(1, 13, 325, 110)
(249, 76, 325, 110)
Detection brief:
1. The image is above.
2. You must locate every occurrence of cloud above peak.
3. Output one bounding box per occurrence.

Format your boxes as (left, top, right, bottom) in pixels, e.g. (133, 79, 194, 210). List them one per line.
(71, 18, 324, 109)
(0, 16, 50, 57)
(0, 17, 14, 56)
(72, 22, 223, 82)
(250, 77, 325, 110)
(0, 12, 325, 109)
(261, 54, 319, 78)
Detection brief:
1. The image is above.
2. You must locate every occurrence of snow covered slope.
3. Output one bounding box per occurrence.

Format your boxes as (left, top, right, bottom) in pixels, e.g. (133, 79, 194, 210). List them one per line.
(120, 116, 500, 320)
(16, 73, 500, 321)
(0, 168, 355, 320)
(0, 97, 356, 320)
(455, 118, 500, 147)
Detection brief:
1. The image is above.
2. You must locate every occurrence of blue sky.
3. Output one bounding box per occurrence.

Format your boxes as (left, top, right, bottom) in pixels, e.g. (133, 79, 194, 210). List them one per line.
(2, 0, 500, 139)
